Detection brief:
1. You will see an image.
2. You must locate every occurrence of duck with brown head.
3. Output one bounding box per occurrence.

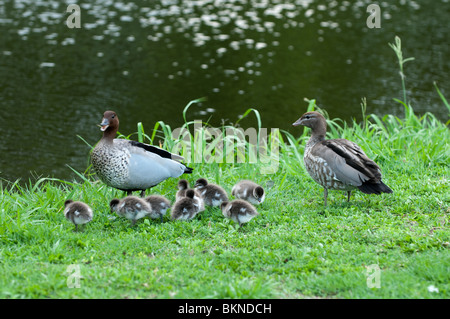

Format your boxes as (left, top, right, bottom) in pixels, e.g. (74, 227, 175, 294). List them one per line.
(91, 111, 193, 197)
(293, 111, 393, 206)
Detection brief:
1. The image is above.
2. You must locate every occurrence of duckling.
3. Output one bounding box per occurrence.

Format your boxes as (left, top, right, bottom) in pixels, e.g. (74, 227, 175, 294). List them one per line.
(109, 196, 152, 226)
(64, 200, 93, 232)
(231, 180, 265, 205)
(171, 189, 201, 221)
(91, 111, 193, 197)
(176, 179, 190, 201)
(176, 179, 205, 212)
(194, 178, 228, 207)
(144, 195, 171, 223)
(220, 199, 259, 227)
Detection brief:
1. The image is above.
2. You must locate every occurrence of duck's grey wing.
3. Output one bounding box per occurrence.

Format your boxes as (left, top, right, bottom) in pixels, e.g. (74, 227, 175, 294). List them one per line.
(129, 140, 185, 162)
(318, 139, 392, 194)
(115, 139, 192, 172)
(313, 139, 379, 187)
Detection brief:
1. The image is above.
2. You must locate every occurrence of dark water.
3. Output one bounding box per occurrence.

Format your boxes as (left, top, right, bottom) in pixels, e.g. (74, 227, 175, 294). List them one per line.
(0, 0, 448, 183)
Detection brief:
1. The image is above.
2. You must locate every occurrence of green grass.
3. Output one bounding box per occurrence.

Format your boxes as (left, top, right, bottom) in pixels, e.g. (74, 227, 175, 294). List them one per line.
(0, 99, 448, 299)
(0, 38, 449, 299)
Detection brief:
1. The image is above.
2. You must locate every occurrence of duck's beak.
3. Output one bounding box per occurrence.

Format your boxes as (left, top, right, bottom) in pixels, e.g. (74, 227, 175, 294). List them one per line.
(100, 118, 110, 131)
(292, 118, 303, 126)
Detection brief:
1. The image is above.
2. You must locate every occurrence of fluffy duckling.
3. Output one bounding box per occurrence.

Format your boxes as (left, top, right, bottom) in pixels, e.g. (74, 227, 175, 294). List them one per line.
(144, 195, 171, 223)
(109, 196, 152, 226)
(231, 180, 265, 205)
(171, 189, 201, 221)
(64, 200, 93, 232)
(194, 178, 228, 207)
(220, 199, 259, 227)
(176, 179, 190, 201)
(176, 179, 205, 212)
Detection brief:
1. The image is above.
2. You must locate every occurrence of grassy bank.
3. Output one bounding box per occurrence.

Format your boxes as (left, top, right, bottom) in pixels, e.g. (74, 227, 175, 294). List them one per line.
(0, 99, 448, 298)
(1, 37, 449, 299)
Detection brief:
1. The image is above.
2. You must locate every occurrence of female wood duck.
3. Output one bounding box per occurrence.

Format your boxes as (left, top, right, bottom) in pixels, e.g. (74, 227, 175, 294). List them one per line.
(293, 111, 393, 206)
(91, 111, 193, 197)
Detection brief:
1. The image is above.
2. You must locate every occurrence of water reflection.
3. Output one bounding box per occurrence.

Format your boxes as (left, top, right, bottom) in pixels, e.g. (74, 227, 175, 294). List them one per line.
(0, 0, 448, 183)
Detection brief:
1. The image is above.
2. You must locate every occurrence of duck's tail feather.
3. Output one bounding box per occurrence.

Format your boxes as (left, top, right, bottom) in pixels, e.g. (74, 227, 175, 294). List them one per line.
(358, 180, 393, 194)
(184, 166, 193, 174)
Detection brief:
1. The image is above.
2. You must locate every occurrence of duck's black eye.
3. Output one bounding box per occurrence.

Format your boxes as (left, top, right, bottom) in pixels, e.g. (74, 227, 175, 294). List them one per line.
(111, 114, 115, 118)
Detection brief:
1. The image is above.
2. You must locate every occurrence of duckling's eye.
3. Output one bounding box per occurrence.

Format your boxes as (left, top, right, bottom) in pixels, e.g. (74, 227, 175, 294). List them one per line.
(111, 114, 115, 119)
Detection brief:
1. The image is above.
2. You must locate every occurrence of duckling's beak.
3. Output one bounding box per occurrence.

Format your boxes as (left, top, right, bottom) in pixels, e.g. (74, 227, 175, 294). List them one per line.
(292, 118, 303, 126)
(100, 118, 110, 131)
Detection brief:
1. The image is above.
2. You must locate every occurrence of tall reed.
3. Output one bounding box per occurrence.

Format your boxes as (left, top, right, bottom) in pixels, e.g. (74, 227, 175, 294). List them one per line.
(389, 35, 415, 104)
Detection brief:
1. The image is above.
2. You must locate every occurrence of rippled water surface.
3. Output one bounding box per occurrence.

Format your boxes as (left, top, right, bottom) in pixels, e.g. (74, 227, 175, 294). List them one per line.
(0, 0, 448, 182)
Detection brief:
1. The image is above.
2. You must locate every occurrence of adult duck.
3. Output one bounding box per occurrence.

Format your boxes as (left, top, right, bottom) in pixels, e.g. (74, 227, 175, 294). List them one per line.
(91, 111, 193, 197)
(292, 111, 393, 206)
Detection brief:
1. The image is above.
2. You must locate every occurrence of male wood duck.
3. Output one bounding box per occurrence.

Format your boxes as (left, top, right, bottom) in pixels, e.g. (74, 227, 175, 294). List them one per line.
(91, 111, 192, 197)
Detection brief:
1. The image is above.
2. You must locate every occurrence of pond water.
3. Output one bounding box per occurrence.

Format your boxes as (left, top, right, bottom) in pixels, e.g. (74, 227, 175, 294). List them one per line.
(0, 0, 448, 183)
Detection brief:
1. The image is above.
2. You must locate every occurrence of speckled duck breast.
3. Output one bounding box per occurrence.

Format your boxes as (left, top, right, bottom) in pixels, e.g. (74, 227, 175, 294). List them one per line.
(91, 139, 132, 190)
